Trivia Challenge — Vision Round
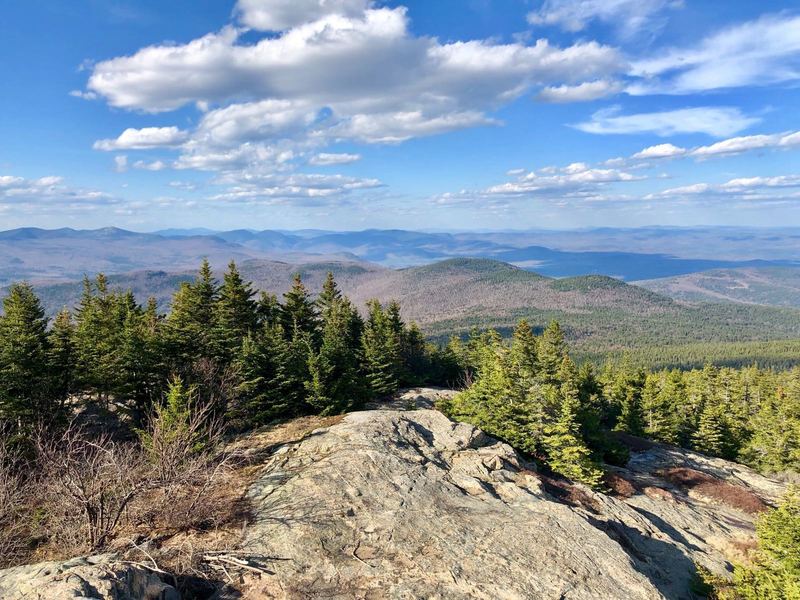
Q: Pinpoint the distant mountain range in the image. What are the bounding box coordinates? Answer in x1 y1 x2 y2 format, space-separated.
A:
2 226 799 285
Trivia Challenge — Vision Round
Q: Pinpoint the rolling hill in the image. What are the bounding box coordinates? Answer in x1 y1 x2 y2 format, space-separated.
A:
637 266 800 308
20 257 800 369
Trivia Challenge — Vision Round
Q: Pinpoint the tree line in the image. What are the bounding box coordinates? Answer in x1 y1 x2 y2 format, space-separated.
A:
0 260 458 448
441 321 800 486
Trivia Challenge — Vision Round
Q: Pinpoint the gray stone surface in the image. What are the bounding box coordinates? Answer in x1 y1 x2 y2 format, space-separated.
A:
239 403 783 599
0 555 178 600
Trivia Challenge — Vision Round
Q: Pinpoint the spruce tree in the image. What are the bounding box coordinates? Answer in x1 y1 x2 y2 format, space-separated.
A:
543 363 604 488
316 272 342 319
48 308 77 409
280 274 319 342
232 325 294 425
211 261 257 363
306 297 365 415
361 300 400 397
165 260 218 364
692 400 727 457
0 283 52 429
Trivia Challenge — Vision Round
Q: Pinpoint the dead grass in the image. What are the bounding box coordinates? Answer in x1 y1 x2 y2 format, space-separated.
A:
534 471 602 513
604 472 637 498
657 467 767 515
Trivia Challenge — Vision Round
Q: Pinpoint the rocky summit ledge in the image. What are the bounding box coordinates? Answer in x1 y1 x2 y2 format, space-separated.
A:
0 391 786 599
0 554 178 600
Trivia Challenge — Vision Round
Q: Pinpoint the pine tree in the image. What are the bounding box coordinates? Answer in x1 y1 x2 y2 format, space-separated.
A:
692 400 727 457
306 297 365 415
543 367 604 488
361 300 400 397
280 274 319 342
211 261 257 363
0 283 52 429
165 260 218 364
48 308 77 409
232 325 294 425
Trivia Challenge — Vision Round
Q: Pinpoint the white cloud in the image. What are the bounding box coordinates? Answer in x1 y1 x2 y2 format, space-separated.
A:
528 0 682 37
537 79 622 103
633 143 686 159
84 8 622 121
114 155 129 173
649 174 800 201
133 160 168 171
94 126 189 151
235 0 371 31
574 106 759 137
0 174 116 206
692 133 783 158
309 152 361 166
209 172 382 204
629 13 800 94
483 162 643 198
630 129 800 161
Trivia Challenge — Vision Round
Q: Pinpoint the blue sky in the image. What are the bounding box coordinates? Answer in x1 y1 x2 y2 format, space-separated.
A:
1 0 799 231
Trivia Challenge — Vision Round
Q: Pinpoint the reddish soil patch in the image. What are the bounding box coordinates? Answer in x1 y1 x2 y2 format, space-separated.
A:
657 467 767 515
604 472 636 498
534 472 603 513
642 486 676 503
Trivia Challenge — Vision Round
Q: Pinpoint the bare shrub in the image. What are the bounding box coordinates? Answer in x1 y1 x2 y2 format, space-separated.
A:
35 423 151 553
0 440 31 567
138 389 235 533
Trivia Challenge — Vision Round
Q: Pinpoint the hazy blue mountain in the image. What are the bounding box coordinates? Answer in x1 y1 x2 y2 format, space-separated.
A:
2 227 799 286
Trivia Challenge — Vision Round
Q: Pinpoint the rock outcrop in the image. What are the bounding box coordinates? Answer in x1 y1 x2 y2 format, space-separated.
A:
0 554 178 600
0 389 785 599
238 395 784 599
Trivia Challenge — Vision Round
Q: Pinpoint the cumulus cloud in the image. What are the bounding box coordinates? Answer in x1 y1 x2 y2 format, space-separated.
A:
94 126 189 151
309 152 361 166
537 79 622 103
458 162 644 203
235 0 371 31
629 13 800 94
528 0 682 37
648 174 800 201
209 172 382 204
84 9 623 118
0 174 116 206
574 106 759 137
632 130 800 161
633 143 686 159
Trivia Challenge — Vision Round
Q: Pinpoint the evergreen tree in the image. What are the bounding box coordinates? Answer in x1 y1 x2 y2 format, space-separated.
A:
165 260 218 364
0 283 52 429
48 308 77 408
232 325 295 425
543 361 604 488
211 261 257 363
306 297 365 415
316 272 342 319
361 300 400 397
692 400 727 457
726 487 800 599
280 274 319 342
537 321 568 384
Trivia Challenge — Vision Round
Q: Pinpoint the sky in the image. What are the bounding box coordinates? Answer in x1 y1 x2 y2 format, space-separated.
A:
1 0 799 231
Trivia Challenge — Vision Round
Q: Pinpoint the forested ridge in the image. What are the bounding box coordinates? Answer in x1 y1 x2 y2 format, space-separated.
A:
1 260 799 597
